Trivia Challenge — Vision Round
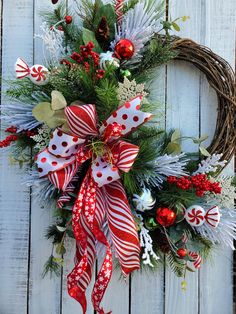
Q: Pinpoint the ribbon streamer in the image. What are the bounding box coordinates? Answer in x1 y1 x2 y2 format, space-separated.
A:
36 96 152 313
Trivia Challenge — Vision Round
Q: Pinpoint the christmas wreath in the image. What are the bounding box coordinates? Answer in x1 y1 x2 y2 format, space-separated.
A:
1 0 235 313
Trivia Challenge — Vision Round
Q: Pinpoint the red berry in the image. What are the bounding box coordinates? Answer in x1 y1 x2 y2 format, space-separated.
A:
57 25 64 31
64 15 73 24
52 0 59 4
177 248 187 258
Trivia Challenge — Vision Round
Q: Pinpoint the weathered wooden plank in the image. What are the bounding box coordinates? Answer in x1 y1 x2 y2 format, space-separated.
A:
0 1 33 313
130 66 166 314
165 1 203 313
27 1 63 313
199 1 235 313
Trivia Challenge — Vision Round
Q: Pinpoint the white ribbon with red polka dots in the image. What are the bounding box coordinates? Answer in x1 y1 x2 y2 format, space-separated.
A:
35 96 152 314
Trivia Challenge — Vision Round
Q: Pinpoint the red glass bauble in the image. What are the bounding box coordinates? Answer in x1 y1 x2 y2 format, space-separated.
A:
177 248 187 258
156 207 176 227
65 15 73 24
115 39 135 60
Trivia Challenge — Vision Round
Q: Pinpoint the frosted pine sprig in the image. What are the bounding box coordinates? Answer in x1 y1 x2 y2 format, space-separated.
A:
35 22 68 65
137 214 160 267
193 154 227 175
138 153 188 187
111 0 164 65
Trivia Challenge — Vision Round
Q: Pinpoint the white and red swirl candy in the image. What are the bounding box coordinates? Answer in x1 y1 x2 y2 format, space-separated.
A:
15 58 49 86
185 205 221 228
36 96 152 314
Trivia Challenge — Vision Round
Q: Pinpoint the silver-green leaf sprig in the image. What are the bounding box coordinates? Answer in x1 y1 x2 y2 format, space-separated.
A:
32 90 67 128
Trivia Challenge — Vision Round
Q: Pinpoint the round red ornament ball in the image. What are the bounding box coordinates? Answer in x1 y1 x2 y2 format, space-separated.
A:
177 248 187 258
115 39 134 60
156 207 176 227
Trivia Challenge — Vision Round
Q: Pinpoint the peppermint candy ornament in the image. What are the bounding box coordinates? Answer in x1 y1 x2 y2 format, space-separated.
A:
15 58 49 86
185 205 221 228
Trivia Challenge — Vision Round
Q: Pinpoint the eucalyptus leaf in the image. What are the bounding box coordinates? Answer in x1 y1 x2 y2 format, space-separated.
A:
171 129 181 143
198 134 209 143
55 242 66 255
46 110 66 128
32 102 54 122
51 90 67 110
172 22 180 31
199 146 211 157
182 16 190 22
166 142 182 154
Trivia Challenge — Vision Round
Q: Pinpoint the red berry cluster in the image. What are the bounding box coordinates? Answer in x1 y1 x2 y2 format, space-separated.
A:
24 130 37 138
167 174 222 197
70 42 105 79
0 135 18 148
0 126 18 148
96 69 105 79
5 126 17 133
60 59 71 67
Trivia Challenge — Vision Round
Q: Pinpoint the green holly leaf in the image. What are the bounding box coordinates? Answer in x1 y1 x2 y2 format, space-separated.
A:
82 28 102 53
32 102 54 122
51 90 67 110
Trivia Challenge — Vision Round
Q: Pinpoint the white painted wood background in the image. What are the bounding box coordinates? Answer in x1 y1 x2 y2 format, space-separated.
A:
0 0 235 313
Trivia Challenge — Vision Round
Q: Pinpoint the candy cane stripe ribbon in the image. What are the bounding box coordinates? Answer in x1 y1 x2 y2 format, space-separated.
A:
36 96 152 313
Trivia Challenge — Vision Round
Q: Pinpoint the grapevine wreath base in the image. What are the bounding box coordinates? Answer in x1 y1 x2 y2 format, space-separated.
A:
1 0 236 313
170 37 236 161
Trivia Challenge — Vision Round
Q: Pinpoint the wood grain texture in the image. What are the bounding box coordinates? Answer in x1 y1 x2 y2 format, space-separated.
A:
0 1 235 314
0 1 33 313
28 1 62 313
165 2 202 312
199 1 235 313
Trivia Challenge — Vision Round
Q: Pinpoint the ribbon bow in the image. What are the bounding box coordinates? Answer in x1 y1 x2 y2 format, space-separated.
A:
36 96 152 313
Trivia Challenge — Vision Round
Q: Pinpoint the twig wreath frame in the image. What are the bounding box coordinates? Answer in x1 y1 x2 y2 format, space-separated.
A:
171 37 236 162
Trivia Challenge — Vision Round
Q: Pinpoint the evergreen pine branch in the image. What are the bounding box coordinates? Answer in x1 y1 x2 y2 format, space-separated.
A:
42 254 62 278
95 78 119 120
45 224 64 244
41 3 81 44
134 37 178 80
167 251 186 277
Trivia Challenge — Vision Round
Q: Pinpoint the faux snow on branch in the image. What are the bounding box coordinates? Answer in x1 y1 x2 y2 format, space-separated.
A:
1 103 41 131
193 154 226 175
138 153 188 187
23 168 56 204
195 176 236 249
111 0 164 65
35 22 68 65
137 214 159 267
